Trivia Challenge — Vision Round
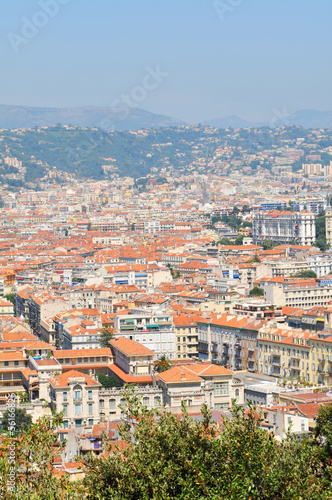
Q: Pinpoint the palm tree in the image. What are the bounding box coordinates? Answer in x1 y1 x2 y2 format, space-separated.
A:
154 355 171 373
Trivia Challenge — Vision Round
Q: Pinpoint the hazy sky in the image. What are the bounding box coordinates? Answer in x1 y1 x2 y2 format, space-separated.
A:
1 0 332 123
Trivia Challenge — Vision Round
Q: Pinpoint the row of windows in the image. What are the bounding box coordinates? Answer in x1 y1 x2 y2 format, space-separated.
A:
214 382 229 396
99 396 162 408
3 361 20 367
58 356 108 364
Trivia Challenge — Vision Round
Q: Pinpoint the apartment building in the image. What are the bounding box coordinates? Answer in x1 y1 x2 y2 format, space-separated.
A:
101 264 172 289
0 350 27 402
62 320 102 350
252 211 316 246
257 328 311 380
156 362 241 412
257 325 332 385
114 308 176 360
173 313 199 360
197 315 263 372
308 332 332 385
50 370 101 429
53 348 113 376
108 337 154 385
27 293 69 337
258 277 332 308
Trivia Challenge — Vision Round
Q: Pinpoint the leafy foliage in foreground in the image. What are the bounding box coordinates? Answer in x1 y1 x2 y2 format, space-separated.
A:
1 391 332 499
0 414 82 500
83 388 332 500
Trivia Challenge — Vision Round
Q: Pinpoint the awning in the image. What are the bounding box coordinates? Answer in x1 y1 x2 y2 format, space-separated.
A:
146 324 158 328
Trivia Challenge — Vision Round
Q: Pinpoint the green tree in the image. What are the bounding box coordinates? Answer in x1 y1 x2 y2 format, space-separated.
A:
154 355 171 373
3 293 15 305
248 253 261 263
1 408 31 433
249 286 264 297
262 239 275 250
18 391 29 404
0 414 81 499
217 237 232 246
97 374 121 388
82 389 330 500
292 270 317 278
234 234 244 245
315 402 332 462
99 327 114 348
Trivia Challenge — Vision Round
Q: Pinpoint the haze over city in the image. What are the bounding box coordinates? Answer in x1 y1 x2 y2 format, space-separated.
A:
1 0 332 123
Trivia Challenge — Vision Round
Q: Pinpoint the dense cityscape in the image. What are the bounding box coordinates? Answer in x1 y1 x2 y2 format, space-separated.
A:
0 122 332 497
2 1 332 498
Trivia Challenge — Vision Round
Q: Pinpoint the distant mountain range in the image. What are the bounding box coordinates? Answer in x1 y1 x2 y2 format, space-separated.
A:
204 109 332 129
0 105 186 131
2 105 332 130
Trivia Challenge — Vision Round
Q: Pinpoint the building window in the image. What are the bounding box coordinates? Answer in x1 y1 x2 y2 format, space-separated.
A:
63 420 68 429
96 357 100 361
102 357 107 361
143 397 149 406
88 403 93 414
109 399 116 408
235 389 240 398
84 357 88 362
100 400 104 409
75 403 81 415
4 361 9 366
65 358 69 364
63 405 68 416
154 396 161 405
88 390 93 400
14 361 19 366
78 358 82 363
74 390 81 401
215 403 229 410
214 382 229 395
88 419 93 425
63 392 68 402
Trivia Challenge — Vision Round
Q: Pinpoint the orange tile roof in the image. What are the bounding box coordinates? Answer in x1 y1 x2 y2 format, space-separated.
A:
110 337 153 356
108 363 153 383
53 348 112 357
50 369 101 387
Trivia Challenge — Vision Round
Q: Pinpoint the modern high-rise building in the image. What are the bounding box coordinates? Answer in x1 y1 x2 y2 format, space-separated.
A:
252 211 316 246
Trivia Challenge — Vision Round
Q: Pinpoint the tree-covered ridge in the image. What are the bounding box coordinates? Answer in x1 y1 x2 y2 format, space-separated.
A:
1 124 332 183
